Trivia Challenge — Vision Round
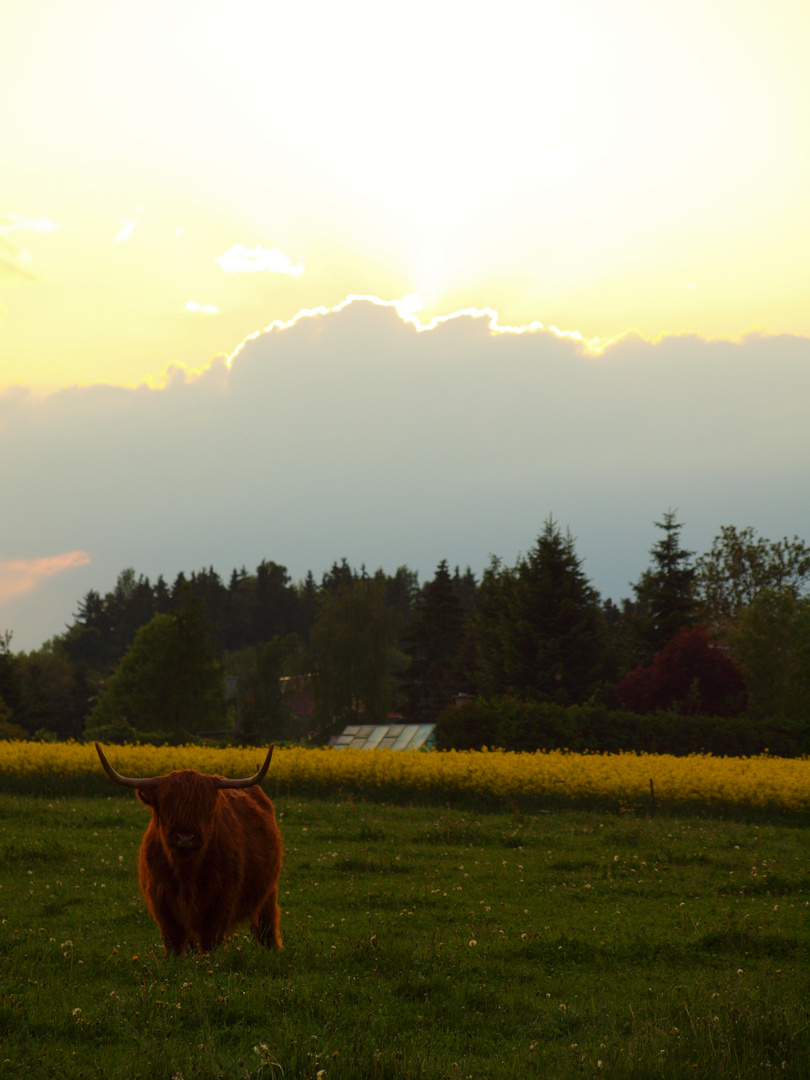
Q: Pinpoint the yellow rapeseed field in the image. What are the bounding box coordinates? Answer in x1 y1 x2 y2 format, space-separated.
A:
1 740 809 811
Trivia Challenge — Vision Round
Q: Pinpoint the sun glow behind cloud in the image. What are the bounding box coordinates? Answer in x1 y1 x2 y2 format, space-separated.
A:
22 0 792 270
2 0 810 389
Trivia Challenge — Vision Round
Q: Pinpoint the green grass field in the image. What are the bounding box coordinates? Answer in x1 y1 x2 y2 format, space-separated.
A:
2 792 809 1079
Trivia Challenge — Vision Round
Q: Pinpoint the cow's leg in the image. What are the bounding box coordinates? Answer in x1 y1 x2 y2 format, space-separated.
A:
162 931 189 957
196 927 228 954
253 887 282 950
146 895 189 956
193 898 235 954
156 913 189 956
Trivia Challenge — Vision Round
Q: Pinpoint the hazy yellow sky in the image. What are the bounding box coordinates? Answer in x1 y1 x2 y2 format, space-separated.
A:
2 0 810 390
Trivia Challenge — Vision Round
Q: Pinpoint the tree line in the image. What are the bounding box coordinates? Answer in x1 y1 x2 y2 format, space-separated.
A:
1 514 809 751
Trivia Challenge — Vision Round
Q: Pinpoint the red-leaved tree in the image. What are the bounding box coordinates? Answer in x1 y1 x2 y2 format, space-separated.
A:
616 627 746 716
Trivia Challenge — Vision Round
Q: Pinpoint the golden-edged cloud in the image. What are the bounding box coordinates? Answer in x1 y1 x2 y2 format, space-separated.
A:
4 0 810 395
223 294 598 371
214 244 304 276
0 552 91 604
2 296 810 649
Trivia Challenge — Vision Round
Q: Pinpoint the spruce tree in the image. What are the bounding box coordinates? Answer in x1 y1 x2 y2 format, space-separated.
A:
309 577 395 738
296 570 320 643
399 560 467 722
475 519 605 704
631 511 696 662
254 560 298 642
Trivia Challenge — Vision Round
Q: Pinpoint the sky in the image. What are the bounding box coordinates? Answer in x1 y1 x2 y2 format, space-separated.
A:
2 0 810 650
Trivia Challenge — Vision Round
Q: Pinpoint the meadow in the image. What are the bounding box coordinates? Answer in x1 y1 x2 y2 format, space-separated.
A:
2 776 810 1079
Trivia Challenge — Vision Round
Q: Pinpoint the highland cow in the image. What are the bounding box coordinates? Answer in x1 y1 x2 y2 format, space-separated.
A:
95 743 283 956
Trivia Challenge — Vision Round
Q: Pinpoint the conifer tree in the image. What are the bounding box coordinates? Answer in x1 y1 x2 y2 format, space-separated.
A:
630 511 696 663
309 577 395 738
399 560 467 722
254 560 298 642
296 570 320 642
475 520 605 704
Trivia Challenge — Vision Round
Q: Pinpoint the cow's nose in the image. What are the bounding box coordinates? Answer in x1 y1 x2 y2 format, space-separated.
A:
175 832 196 848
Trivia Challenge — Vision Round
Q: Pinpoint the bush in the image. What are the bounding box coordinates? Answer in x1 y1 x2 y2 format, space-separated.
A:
84 718 202 746
434 697 810 757
0 717 29 741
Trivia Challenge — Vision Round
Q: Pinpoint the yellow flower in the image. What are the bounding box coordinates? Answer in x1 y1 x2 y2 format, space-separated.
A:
3 740 810 812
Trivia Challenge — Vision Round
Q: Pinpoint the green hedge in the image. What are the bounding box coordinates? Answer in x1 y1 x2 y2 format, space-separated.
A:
434 698 810 757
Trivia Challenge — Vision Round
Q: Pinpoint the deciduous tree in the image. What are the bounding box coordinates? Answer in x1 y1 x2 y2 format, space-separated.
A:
696 525 810 626
18 640 94 739
227 636 300 743
726 590 810 723
616 626 746 717
85 605 226 741
0 631 23 726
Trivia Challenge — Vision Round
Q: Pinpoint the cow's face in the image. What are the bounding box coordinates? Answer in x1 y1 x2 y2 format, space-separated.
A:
137 771 220 857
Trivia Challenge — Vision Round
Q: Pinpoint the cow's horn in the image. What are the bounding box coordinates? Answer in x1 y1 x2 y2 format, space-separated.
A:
95 743 161 788
217 746 274 789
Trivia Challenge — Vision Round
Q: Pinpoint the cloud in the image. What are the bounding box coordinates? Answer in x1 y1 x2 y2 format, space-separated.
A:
114 218 138 243
214 244 305 276
1 296 809 650
183 300 220 315
0 552 92 605
0 250 34 280
0 215 59 237
0 215 59 276
0 237 31 266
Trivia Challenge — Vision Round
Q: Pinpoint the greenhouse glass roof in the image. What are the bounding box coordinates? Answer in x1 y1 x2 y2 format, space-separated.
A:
331 723 435 750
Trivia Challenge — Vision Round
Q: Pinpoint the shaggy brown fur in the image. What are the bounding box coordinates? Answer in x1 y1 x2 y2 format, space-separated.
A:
135 769 283 956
